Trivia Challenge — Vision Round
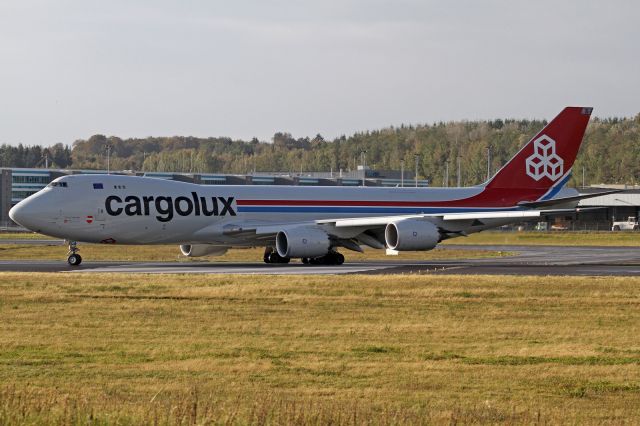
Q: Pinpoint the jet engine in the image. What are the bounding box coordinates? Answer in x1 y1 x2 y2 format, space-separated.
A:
180 244 228 257
276 226 330 258
384 219 440 251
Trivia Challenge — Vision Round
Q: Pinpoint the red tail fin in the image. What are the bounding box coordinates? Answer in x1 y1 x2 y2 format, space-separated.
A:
485 107 592 190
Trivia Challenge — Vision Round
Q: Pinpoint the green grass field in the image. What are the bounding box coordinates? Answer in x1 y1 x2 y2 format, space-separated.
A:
1 273 640 424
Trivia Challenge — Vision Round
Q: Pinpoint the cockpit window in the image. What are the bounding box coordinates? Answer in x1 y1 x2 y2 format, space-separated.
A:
47 182 68 188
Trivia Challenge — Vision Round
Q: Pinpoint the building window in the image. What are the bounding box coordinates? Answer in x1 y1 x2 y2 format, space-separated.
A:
12 190 39 199
13 175 50 184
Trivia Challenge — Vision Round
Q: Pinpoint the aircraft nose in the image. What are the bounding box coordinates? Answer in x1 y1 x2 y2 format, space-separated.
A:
9 198 44 231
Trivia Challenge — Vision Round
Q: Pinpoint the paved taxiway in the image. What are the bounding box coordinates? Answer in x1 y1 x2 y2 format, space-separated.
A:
0 243 637 276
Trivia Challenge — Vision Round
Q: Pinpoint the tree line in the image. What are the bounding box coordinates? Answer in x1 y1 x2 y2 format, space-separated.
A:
1 114 639 187
0 143 72 169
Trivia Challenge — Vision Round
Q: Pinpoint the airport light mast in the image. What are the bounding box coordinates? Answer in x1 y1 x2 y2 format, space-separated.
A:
105 144 112 174
361 150 367 187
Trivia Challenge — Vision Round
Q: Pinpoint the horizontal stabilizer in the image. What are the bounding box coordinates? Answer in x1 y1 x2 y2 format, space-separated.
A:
518 190 623 209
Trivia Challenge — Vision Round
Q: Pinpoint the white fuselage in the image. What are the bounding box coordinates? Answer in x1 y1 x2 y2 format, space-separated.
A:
11 174 519 246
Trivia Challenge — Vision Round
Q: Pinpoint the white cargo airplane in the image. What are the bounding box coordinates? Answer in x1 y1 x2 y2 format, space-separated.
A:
10 107 613 266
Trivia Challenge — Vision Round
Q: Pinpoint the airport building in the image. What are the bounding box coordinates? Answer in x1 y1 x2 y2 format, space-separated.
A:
0 167 429 227
575 186 640 231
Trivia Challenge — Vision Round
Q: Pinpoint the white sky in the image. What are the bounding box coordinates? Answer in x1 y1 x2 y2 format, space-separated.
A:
0 0 638 146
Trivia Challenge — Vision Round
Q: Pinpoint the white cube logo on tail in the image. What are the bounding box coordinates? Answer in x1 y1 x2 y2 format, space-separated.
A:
525 135 564 181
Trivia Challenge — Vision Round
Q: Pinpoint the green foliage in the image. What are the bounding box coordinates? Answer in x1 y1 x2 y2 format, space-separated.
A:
0 143 71 169
1 114 639 186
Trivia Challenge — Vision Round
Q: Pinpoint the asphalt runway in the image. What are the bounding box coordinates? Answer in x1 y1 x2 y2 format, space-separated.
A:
0 242 638 276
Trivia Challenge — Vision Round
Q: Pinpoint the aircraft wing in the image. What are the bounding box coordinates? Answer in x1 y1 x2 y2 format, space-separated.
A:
213 205 605 254
243 206 598 236
316 207 589 228
314 189 617 230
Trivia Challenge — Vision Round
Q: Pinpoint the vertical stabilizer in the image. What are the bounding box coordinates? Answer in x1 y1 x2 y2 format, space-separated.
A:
485 107 592 192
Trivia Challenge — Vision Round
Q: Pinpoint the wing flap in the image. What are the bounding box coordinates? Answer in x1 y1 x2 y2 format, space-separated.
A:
317 214 424 228
441 211 544 220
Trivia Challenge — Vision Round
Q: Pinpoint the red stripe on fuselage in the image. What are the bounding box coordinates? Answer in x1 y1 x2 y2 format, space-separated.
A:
236 188 547 208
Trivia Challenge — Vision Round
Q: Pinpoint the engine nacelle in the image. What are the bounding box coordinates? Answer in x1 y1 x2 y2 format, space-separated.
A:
180 244 228 257
385 219 440 251
276 226 330 258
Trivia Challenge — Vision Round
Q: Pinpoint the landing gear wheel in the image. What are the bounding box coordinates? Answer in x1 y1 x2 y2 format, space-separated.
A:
325 251 344 265
263 247 290 264
302 257 310 264
308 251 345 266
269 253 290 264
66 240 81 266
263 247 274 263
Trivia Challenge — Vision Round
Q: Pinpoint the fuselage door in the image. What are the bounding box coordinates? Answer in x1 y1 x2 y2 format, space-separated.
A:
95 206 106 222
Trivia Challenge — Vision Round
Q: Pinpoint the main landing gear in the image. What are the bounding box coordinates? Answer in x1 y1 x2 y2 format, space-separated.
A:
66 240 82 266
302 251 345 266
263 247 345 265
263 247 290 264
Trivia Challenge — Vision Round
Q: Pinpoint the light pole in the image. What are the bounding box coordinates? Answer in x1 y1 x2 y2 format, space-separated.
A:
360 150 367 187
414 154 419 188
400 159 405 187
486 146 491 181
105 144 112 174
457 155 461 187
444 161 449 187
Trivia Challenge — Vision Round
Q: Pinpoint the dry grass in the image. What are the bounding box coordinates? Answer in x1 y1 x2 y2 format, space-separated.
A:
1 273 640 424
0 244 509 262
0 232 57 240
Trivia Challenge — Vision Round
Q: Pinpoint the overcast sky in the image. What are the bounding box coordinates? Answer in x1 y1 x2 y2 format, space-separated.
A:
0 0 638 146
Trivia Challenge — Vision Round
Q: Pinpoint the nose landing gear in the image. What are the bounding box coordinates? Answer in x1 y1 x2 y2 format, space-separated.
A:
66 240 82 266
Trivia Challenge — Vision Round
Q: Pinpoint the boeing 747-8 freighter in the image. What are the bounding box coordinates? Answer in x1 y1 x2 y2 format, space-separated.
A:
9 107 613 266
